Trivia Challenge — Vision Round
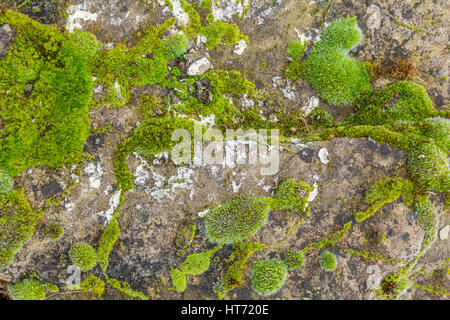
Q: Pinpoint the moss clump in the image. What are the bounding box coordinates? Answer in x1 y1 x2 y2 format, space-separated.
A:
352 81 435 125
319 251 337 272
68 242 97 272
105 276 149 300
79 275 105 299
407 143 449 193
8 277 45 300
170 267 187 292
420 118 450 153
180 252 211 275
286 40 307 61
0 168 13 196
273 178 312 214
354 177 414 222
40 221 64 241
0 189 44 270
45 282 60 293
0 11 92 176
283 250 305 271
377 270 410 299
159 32 188 59
250 259 287 296
97 217 120 271
204 195 271 244
302 17 372 105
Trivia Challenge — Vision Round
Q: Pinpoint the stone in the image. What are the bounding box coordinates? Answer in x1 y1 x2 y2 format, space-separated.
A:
439 225 449 240
187 57 211 76
366 4 382 30
0 24 15 60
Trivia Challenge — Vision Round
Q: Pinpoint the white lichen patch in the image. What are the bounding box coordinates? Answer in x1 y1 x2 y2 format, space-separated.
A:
301 96 319 116
66 5 98 33
83 162 104 189
187 57 211 76
169 0 190 25
366 4 382 30
233 39 248 55
198 208 209 218
96 189 122 225
308 175 320 202
212 0 249 22
318 148 329 165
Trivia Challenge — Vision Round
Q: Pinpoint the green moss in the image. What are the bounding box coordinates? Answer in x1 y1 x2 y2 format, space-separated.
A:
283 250 305 271
250 259 287 296
105 276 149 300
170 267 187 292
352 81 435 125
180 246 220 275
376 268 410 299
175 223 197 256
45 282 60 293
0 11 92 176
339 247 403 264
392 17 424 33
419 118 450 153
302 17 372 105
407 143 449 193
354 177 414 223
414 199 438 252
8 277 45 300
286 40 307 61
0 189 44 270
302 221 352 253
216 241 266 300
159 32 188 59
0 168 13 196
68 242 97 272
97 217 120 271
273 178 312 215
319 251 337 272
40 221 64 241
204 195 272 244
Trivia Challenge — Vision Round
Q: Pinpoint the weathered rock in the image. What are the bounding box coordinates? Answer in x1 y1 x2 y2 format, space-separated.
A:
187 57 211 76
0 24 15 60
194 78 213 105
439 225 449 241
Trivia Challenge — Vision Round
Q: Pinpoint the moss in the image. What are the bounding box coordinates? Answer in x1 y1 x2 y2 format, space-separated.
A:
302 17 372 105
0 189 44 270
377 268 410 299
78 275 105 299
170 267 187 292
419 118 450 153
319 251 337 272
286 40 307 61
175 223 197 256
0 11 92 177
354 177 414 223
216 242 265 300
392 17 424 33
283 250 305 271
105 276 149 300
351 81 435 125
180 246 220 275
40 221 64 241
413 283 449 297
0 168 13 196
250 259 287 296
97 217 120 271
339 247 403 264
159 32 188 59
68 242 97 272
407 143 449 193
204 195 272 244
45 282 60 293
414 199 438 253
273 178 312 215
302 221 352 253
8 277 45 300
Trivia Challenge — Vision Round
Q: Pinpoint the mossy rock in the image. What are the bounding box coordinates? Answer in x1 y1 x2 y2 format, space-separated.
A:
204 195 271 244
319 251 337 272
8 277 45 300
68 242 97 272
273 178 312 214
250 259 287 296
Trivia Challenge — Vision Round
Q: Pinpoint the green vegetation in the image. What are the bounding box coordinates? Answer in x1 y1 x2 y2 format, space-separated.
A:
250 259 287 296
77 275 105 299
319 251 337 272
0 189 44 269
105 276 149 300
8 277 46 300
170 267 187 292
420 117 450 153
97 217 120 271
45 282 60 293
354 177 414 222
0 168 13 196
286 40 307 61
159 32 188 59
273 178 312 214
283 250 305 271
216 242 266 300
0 11 93 177
302 17 372 105
68 242 97 272
204 195 272 244
180 252 212 275
40 221 64 241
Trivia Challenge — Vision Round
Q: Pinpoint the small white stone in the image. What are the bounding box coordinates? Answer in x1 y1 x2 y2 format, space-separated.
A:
439 225 449 240
366 4 381 30
233 39 248 55
198 208 209 218
187 57 211 76
318 148 329 164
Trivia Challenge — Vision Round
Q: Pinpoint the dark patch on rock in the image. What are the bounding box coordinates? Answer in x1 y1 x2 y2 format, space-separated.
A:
41 181 63 197
379 144 391 158
194 78 213 105
428 88 445 107
402 233 410 241
298 148 314 163
84 134 106 154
